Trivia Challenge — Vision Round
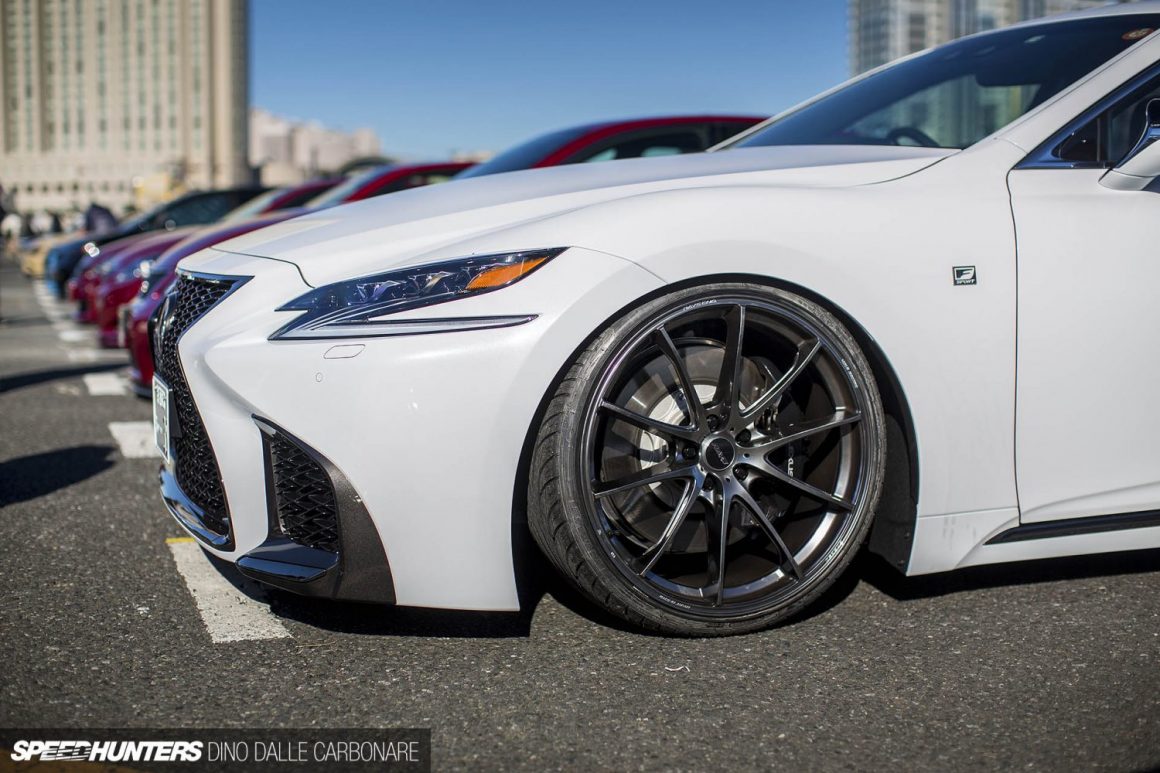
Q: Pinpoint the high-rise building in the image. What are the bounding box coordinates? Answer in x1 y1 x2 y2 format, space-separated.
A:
850 0 1135 75
0 0 250 215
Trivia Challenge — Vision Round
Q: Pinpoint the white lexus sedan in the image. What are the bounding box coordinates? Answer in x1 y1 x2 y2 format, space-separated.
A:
155 4 1160 635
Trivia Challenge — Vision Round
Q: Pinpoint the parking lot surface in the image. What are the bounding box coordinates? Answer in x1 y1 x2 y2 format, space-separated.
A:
2 258 1158 771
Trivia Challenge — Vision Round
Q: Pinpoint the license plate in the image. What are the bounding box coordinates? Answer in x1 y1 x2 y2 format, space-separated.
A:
153 376 171 463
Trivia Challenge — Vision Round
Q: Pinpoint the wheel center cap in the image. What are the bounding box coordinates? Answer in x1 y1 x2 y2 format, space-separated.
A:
703 436 736 472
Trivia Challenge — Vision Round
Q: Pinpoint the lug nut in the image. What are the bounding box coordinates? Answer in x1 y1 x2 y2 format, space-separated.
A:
737 430 751 444
707 415 720 431
735 466 747 480
685 445 699 459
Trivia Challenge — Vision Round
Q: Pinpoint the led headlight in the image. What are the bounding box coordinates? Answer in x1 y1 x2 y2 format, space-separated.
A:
271 247 566 341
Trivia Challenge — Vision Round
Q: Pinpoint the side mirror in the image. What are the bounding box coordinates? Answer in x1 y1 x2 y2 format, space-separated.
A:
1101 98 1160 191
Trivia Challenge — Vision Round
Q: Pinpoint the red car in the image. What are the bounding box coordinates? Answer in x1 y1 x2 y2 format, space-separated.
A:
454 115 765 180
72 229 195 322
121 210 300 382
303 161 473 207
68 229 185 308
122 162 473 393
69 179 338 320
89 229 203 347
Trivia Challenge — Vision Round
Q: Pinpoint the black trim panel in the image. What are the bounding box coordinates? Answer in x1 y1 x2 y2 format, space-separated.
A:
240 417 396 604
987 509 1160 544
1017 61 1160 170
160 466 233 550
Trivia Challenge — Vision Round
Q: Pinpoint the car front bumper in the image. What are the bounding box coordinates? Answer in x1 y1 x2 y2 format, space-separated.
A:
158 246 661 611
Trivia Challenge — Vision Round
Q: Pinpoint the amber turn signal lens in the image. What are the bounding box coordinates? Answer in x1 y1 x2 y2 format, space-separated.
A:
465 257 547 291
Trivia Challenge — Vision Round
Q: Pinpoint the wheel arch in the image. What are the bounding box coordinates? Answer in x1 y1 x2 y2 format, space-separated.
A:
510 271 919 604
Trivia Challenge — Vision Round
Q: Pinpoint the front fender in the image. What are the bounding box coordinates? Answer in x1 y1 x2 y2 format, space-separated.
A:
455 157 1021 556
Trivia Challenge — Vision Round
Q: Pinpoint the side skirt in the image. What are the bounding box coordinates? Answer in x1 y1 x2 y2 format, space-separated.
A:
907 507 1160 575
986 509 1160 544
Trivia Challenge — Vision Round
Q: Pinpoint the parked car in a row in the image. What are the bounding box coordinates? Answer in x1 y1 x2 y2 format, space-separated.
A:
110 161 473 386
45 186 270 297
109 116 762 392
454 115 764 179
68 178 341 324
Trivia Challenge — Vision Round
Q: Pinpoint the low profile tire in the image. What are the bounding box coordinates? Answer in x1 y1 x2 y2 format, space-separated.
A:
528 282 887 636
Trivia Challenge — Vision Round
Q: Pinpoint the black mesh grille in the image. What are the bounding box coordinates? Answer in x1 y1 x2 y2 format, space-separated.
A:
156 274 239 536
267 432 340 553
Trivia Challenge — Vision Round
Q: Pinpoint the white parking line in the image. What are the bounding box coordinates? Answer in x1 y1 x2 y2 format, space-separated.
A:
166 537 292 643
84 372 127 396
57 328 91 343
68 348 125 363
108 421 156 458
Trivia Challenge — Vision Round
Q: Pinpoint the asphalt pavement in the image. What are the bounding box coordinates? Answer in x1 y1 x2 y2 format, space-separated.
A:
1 255 1158 772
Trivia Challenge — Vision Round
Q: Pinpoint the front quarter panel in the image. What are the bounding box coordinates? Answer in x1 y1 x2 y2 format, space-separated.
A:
451 146 1025 574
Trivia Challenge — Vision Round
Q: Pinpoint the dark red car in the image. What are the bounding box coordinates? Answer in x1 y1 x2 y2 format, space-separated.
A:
121 210 301 385
89 229 202 348
71 229 195 322
454 115 765 180
122 162 473 393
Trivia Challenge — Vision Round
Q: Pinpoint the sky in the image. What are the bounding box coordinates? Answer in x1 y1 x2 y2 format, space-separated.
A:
250 0 850 160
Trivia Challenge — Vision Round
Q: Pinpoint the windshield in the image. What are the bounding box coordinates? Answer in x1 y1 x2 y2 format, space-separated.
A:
455 125 593 179
305 166 395 209
222 188 283 222
731 14 1160 151
117 200 168 234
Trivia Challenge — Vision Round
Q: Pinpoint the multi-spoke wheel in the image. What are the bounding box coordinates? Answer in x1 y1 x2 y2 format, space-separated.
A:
529 283 886 635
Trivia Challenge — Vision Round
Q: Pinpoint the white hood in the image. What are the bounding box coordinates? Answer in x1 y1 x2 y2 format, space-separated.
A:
205 145 952 286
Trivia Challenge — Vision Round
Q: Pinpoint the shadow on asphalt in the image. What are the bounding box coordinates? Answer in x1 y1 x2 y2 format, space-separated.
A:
201 532 1160 640
0 362 124 393
0 445 117 507
858 547 1160 601
0 314 51 328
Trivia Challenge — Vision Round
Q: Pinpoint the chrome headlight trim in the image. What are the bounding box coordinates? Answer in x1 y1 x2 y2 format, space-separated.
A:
270 247 565 341
274 314 538 340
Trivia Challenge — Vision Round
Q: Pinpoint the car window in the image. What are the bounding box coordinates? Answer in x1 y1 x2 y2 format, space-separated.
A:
569 130 706 164
366 172 457 198
1053 72 1160 166
158 194 233 227
846 74 1036 148
728 14 1160 151
455 126 594 179
306 166 394 207
713 120 761 145
222 184 330 221
221 188 283 222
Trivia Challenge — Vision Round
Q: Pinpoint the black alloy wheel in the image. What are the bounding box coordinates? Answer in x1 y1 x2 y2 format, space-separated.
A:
529 283 887 636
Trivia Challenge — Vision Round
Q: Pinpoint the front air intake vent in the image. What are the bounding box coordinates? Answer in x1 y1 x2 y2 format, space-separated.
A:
265 430 340 553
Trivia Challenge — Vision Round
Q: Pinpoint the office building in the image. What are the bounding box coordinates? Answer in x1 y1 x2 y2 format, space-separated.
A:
0 0 250 214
